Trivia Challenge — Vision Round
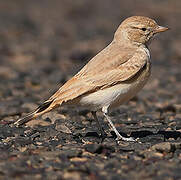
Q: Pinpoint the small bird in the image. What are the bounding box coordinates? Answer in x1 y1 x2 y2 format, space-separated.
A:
14 16 168 141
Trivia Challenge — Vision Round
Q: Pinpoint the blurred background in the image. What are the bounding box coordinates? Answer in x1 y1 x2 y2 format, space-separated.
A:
0 0 180 116
0 1 181 179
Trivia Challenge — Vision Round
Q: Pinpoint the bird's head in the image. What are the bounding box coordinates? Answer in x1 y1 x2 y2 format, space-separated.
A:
114 16 169 45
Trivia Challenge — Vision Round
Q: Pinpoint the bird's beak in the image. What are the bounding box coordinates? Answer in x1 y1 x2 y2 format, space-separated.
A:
154 26 169 34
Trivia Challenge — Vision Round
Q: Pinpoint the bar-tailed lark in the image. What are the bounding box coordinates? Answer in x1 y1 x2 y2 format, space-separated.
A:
14 16 168 141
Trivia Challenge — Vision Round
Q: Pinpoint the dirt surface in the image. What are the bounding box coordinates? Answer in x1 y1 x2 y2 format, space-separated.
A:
0 0 181 179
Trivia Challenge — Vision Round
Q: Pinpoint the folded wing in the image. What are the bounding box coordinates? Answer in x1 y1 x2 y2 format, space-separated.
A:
49 45 148 104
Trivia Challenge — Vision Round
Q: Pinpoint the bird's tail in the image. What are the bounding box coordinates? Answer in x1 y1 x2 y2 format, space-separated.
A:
14 100 58 127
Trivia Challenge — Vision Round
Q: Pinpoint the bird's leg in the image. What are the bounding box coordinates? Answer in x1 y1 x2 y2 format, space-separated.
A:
102 107 135 142
91 111 107 138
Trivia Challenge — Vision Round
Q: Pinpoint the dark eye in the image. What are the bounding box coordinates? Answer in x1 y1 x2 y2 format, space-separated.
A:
141 28 147 31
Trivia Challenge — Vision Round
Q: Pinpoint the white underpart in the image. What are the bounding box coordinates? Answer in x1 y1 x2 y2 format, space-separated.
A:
143 46 151 59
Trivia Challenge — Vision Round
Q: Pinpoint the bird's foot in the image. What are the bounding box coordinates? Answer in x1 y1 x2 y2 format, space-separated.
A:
116 135 138 142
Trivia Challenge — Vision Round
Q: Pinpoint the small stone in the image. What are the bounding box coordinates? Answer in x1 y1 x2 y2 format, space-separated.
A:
55 123 72 134
151 142 175 153
42 111 65 124
84 143 102 154
26 119 51 127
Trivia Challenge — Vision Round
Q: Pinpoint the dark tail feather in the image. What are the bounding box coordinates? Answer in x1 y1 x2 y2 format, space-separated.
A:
36 101 53 113
14 100 54 127
14 111 37 126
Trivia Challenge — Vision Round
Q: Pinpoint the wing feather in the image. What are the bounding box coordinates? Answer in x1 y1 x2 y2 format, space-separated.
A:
49 44 148 104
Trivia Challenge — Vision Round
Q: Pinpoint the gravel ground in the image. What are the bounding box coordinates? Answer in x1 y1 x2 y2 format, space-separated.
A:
0 0 181 179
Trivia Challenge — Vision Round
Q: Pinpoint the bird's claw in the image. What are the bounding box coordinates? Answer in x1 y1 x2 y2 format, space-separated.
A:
116 136 138 142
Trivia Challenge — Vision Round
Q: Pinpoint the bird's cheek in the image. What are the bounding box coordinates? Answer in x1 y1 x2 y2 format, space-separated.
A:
146 33 155 44
147 32 154 40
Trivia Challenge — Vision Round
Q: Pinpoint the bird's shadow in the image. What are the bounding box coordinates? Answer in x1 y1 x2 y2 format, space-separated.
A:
112 130 181 141
85 130 181 141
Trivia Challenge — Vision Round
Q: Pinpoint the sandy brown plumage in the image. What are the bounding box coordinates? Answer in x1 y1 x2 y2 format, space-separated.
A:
14 16 168 141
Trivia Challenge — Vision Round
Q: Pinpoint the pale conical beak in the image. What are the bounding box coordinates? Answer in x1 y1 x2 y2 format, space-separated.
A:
154 26 169 33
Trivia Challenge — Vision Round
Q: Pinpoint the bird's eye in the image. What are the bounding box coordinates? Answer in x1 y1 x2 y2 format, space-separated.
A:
141 28 147 31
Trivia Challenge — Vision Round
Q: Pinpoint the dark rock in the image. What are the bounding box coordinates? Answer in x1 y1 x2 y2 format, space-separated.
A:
84 131 99 138
84 144 114 155
84 144 102 153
